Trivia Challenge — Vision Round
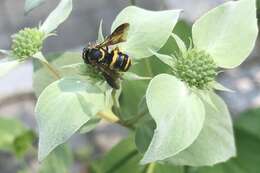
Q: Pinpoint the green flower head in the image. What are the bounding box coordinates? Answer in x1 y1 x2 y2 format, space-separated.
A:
11 28 45 60
174 48 217 89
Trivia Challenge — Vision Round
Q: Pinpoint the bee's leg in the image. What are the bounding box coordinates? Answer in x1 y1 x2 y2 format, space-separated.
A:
102 72 119 89
114 47 120 51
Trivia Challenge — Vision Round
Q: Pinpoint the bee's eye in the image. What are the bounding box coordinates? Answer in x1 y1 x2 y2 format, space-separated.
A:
93 50 101 57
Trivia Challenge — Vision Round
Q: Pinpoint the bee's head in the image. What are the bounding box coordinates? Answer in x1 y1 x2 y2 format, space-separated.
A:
82 47 103 64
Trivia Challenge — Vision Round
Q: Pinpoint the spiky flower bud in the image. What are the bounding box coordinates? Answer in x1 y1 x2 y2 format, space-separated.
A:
11 28 45 60
174 48 217 89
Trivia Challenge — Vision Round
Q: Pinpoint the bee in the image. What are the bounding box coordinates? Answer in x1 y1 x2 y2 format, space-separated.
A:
82 23 131 89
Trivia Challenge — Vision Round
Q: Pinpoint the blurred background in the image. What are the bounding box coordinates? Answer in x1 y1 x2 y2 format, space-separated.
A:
0 0 259 172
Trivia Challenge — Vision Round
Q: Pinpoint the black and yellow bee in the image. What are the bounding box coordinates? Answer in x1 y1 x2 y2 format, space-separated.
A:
82 23 132 89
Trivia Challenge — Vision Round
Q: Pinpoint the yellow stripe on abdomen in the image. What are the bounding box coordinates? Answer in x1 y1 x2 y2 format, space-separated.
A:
124 57 131 71
110 50 118 69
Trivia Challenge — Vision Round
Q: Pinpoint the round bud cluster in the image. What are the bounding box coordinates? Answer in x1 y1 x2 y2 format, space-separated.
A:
11 28 45 60
174 48 217 89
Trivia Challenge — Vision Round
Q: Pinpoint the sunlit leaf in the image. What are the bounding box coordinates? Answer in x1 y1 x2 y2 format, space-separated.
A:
40 0 73 34
112 6 181 60
142 74 205 164
168 93 236 166
196 108 260 173
35 77 106 161
24 0 45 14
193 0 258 68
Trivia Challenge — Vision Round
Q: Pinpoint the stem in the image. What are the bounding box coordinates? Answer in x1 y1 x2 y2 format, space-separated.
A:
34 52 61 79
146 163 156 173
97 111 119 123
112 89 121 117
40 60 61 79
130 0 136 5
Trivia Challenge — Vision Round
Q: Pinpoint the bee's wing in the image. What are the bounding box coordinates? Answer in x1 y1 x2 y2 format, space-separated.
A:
97 23 130 48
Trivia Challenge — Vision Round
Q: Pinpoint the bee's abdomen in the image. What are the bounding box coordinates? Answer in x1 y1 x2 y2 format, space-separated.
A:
108 50 131 72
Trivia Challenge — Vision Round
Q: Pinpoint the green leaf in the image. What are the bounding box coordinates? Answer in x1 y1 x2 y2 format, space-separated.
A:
195 129 260 173
142 74 205 164
98 19 105 43
13 130 35 157
135 119 155 154
33 52 82 97
40 0 73 34
123 72 151 81
39 144 73 173
90 137 145 173
24 0 45 14
0 117 33 156
168 92 236 166
192 0 258 68
79 117 101 134
0 59 20 77
235 108 260 139
112 6 181 60
35 77 106 161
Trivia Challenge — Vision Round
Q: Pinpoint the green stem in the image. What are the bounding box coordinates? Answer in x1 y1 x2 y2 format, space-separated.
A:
146 163 156 173
34 52 61 79
130 0 136 5
112 89 121 116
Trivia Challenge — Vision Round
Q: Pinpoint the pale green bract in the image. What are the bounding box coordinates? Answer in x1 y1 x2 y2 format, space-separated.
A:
141 74 205 164
112 6 181 60
24 0 45 14
192 0 258 68
171 33 187 53
40 0 73 34
123 72 151 81
0 59 20 77
150 50 175 68
35 77 106 161
97 19 105 43
167 92 236 166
